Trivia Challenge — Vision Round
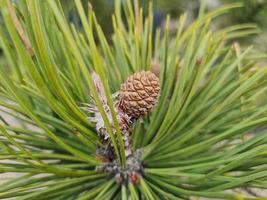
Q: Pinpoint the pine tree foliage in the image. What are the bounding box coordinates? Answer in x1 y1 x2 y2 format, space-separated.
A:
0 0 267 199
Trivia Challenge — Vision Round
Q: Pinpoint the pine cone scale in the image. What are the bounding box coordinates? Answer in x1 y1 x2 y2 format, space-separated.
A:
119 71 160 119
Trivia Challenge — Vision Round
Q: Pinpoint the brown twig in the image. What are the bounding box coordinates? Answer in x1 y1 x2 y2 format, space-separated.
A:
6 0 34 56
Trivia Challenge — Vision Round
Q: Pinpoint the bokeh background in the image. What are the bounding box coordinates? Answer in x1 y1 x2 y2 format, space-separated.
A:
61 0 267 48
2 0 267 50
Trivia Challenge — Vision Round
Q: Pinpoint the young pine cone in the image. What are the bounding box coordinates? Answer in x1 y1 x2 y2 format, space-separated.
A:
119 71 160 119
86 71 160 157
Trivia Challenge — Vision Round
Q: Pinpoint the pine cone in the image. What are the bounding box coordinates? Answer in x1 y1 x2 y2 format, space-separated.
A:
119 71 160 119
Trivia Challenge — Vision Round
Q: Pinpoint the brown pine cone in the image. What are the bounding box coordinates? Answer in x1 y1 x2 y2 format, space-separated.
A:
119 71 160 119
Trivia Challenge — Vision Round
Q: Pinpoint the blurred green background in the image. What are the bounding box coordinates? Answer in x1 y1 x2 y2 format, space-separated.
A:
69 0 267 37
60 0 267 35
1 0 267 58
2 0 267 44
